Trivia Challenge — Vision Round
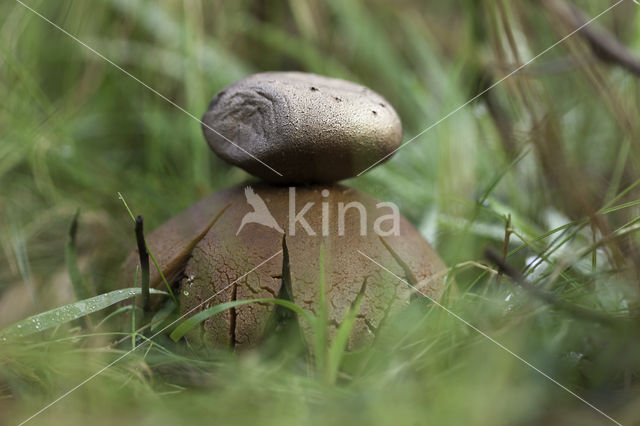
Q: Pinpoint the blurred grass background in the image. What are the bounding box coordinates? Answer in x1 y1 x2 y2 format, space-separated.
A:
1 0 640 424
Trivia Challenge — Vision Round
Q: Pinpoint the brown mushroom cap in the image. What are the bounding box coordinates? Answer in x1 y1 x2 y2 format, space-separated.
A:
123 184 447 350
201 72 403 184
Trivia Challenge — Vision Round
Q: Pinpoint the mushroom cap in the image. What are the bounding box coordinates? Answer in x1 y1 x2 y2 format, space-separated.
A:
201 72 403 184
122 184 447 350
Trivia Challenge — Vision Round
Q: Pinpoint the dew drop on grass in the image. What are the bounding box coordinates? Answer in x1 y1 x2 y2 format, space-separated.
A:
2 288 168 339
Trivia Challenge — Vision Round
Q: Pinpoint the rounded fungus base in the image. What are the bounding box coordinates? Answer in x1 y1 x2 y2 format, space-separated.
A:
124 184 447 351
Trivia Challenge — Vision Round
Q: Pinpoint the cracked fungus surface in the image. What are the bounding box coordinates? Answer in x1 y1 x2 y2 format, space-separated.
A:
172 183 446 351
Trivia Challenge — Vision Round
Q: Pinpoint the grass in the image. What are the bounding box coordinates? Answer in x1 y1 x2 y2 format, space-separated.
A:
1 0 640 424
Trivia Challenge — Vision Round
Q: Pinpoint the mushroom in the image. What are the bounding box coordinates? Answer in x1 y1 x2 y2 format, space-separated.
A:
201 72 403 184
121 72 447 350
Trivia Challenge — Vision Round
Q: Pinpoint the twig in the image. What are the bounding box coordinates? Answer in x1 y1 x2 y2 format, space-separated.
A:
544 0 640 76
484 246 619 327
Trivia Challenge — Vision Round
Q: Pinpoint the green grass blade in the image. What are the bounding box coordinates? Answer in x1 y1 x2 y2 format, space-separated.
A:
150 299 177 333
95 305 137 329
0 288 167 339
600 175 640 211
169 298 314 342
326 283 366 384
598 199 640 215
131 266 139 349
314 244 328 378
